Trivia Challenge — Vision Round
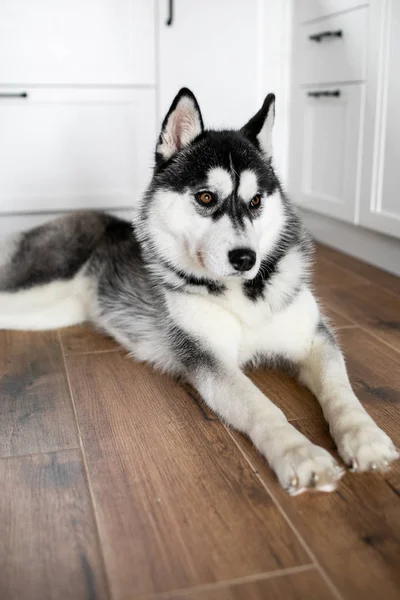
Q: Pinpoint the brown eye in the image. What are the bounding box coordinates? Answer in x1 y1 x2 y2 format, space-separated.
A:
249 194 262 209
197 191 215 206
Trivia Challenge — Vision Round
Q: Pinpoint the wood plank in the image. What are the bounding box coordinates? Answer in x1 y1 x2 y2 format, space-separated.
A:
231 327 400 600
313 256 370 289
316 244 400 296
65 352 310 598
0 449 109 600
60 324 119 354
0 330 79 457
163 569 334 600
317 301 357 329
321 284 400 351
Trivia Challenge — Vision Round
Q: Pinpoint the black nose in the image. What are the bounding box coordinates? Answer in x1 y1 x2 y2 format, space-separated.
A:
228 248 256 272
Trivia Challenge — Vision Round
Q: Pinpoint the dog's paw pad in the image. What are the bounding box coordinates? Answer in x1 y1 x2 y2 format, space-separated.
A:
276 444 344 496
338 425 399 472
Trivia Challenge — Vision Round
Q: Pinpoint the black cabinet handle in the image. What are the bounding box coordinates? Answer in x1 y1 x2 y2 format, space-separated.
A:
166 0 173 26
309 30 342 42
307 90 341 98
0 92 28 98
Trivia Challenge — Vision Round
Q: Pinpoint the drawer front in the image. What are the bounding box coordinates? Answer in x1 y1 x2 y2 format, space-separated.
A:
299 8 368 84
288 84 364 223
297 1 368 24
0 0 155 85
0 88 156 214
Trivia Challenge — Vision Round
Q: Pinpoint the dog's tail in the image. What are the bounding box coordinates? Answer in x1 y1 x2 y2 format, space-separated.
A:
0 212 109 330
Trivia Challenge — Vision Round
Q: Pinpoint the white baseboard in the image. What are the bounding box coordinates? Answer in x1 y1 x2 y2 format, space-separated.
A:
300 209 400 277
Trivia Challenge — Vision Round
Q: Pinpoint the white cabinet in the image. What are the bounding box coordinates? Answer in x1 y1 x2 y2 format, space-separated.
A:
289 84 364 222
359 0 400 238
158 0 291 177
0 0 155 85
0 88 156 213
298 8 368 85
158 0 261 128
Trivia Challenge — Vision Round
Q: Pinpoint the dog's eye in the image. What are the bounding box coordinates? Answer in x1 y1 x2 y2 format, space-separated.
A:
196 191 215 206
249 194 262 209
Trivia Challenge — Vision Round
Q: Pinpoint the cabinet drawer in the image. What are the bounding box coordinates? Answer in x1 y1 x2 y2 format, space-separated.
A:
299 8 368 84
0 88 156 213
288 84 364 223
297 1 368 24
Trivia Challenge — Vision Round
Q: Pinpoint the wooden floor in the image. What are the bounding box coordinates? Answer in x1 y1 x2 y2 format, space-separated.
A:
1 244 400 600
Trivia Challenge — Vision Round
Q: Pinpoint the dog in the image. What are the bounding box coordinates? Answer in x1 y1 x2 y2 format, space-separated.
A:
1 88 398 495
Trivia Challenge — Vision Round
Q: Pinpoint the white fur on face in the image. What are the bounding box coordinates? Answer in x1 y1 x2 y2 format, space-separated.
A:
206 167 233 197
238 170 258 201
147 182 286 282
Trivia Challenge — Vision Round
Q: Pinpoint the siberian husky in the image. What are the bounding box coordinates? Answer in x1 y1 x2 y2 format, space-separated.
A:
1 88 398 495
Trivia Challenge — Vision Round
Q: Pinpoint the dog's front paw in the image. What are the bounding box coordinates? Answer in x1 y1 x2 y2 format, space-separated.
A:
336 422 399 472
275 443 344 496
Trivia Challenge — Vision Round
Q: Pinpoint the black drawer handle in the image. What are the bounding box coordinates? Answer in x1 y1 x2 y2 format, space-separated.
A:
0 92 28 98
307 90 341 98
309 30 342 42
166 0 173 25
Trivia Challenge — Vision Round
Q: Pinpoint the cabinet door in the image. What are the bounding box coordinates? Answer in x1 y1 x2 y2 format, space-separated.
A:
287 84 364 222
359 0 400 239
0 0 155 85
0 89 156 214
158 0 291 178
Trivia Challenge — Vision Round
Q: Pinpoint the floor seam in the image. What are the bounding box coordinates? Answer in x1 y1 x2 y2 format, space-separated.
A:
224 427 345 600
137 564 317 599
58 330 115 600
64 347 121 356
356 325 400 356
0 446 80 462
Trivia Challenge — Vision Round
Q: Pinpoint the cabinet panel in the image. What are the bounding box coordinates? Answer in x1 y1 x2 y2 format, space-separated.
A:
0 0 155 85
0 89 156 213
299 8 368 85
158 0 261 129
288 84 364 222
359 0 400 239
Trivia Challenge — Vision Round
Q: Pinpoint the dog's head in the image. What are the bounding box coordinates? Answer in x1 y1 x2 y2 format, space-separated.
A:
139 88 285 282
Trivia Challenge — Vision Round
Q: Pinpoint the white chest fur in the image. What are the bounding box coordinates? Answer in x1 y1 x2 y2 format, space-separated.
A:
166 282 320 368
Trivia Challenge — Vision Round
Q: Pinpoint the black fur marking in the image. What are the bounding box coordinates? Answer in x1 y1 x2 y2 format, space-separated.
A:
245 352 298 376
168 324 216 371
159 259 226 295
316 319 336 345
241 93 275 147
243 198 310 302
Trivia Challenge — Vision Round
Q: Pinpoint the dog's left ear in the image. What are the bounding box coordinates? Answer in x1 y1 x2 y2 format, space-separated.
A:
241 93 275 157
156 87 204 162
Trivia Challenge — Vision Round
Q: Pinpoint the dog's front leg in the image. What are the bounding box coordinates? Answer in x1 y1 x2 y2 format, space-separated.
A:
299 324 399 472
189 366 343 495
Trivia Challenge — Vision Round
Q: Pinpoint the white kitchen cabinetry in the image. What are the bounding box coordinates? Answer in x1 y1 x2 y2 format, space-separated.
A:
359 0 400 239
289 84 364 222
289 0 400 243
0 88 156 214
158 0 262 129
0 0 290 219
0 0 156 215
158 0 291 177
288 3 367 223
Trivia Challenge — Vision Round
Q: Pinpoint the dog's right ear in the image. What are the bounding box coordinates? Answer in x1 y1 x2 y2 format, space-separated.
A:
156 88 204 163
